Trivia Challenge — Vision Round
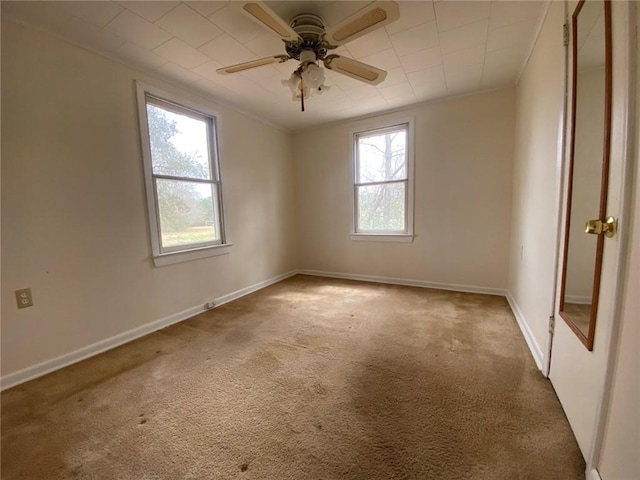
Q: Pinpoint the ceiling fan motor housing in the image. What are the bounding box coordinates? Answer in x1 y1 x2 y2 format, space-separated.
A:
285 13 329 61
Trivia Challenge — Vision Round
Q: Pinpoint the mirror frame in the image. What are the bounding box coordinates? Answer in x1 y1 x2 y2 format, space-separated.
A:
559 0 612 350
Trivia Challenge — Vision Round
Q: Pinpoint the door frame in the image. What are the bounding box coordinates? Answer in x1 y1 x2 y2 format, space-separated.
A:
546 0 571 378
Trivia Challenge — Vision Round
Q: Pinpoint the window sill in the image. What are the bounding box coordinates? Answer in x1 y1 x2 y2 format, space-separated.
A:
350 234 414 243
153 243 233 267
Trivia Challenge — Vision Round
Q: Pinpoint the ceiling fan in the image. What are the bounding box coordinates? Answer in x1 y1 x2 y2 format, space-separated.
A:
216 1 400 111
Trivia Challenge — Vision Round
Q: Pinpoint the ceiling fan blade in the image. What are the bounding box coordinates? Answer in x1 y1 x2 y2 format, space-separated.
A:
217 56 289 75
324 1 400 46
241 1 300 42
324 55 387 85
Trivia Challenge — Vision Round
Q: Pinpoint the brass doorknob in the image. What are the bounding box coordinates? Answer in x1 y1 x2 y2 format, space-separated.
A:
585 216 617 237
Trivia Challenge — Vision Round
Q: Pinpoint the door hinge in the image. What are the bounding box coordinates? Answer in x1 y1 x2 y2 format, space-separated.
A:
548 315 556 335
563 23 569 46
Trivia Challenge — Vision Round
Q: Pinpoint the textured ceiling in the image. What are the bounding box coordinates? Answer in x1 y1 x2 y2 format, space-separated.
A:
2 1 546 130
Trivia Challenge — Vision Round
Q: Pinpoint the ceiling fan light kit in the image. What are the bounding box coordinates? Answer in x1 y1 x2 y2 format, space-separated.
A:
216 1 400 112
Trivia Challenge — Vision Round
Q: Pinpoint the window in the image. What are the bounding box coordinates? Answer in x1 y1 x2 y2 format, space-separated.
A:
136 83 230 266
352 121 414 242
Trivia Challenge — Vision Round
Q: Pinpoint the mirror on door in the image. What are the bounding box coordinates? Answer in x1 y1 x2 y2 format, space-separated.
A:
559 0 612 350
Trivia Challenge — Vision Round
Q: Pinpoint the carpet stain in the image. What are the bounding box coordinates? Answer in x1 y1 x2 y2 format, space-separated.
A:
313 383 328 395
0 275 585 479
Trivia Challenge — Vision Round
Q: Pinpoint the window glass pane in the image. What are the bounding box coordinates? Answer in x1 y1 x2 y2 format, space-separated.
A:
156 178 220 249
357 182 405 232
146 103 211 180
357 128 407 183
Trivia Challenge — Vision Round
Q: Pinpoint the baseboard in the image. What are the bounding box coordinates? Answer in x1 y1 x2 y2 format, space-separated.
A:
505 292 545 372
0 270 297 391
564 294 592 304
297 269 508 296
587 468 602 480
214 270 297 306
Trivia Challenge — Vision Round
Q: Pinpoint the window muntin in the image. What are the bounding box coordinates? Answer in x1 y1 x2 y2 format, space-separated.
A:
142 94 225 254
354 124 409 234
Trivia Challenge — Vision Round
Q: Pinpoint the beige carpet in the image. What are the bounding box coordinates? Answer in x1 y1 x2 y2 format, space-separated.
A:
1 275 584 479
562 303 591 334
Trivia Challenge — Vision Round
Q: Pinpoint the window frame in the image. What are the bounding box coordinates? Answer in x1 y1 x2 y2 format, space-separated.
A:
350 117 415 242
136 82 232 267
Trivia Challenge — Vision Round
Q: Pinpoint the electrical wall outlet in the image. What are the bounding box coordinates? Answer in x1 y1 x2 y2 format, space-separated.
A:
15 288 34 309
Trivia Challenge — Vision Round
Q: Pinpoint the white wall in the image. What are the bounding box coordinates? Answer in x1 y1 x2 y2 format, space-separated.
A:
508 1 565 364
293 89 515 291
1 20 297 377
